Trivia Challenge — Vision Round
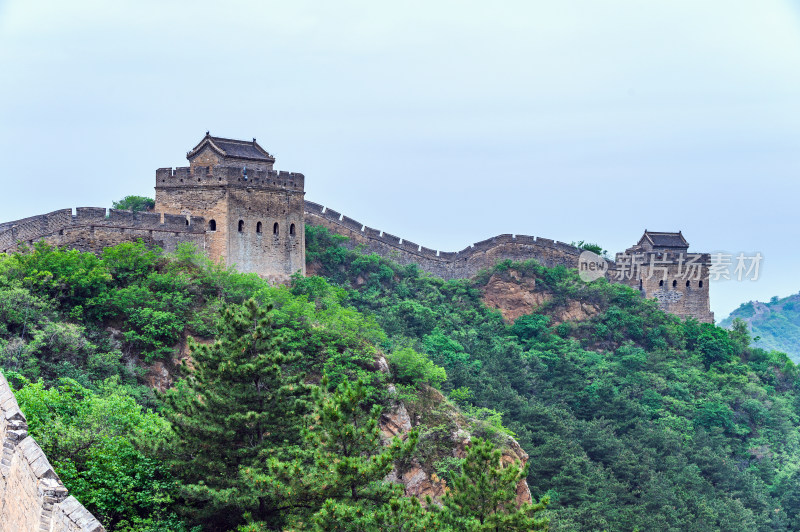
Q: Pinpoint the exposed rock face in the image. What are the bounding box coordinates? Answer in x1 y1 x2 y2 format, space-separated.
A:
481 270 598 325
0 373 105 531
378 375 532 506
380 395 413 441
145 361 173 393
482 273 550 322
386 463 447 500
551 299 600 325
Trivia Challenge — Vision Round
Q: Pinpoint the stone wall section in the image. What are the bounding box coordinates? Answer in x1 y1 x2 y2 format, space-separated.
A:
304 201 714 323
304 200 584 280
0 373 104 532
0 207 207 256
0 200 712 322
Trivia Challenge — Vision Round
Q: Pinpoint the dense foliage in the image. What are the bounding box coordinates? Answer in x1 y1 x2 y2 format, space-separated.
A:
4 227 800 530
305 224 800 531
0 240 541 531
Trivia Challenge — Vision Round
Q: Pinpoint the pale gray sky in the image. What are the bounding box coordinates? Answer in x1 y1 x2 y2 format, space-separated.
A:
1 0 799 319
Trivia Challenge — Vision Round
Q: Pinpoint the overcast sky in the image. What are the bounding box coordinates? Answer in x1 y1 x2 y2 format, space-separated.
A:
1 0 799 319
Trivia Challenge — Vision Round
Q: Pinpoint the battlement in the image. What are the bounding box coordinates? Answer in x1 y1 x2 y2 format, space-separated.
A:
0 207 207 254
303 201 586 266
0 373 105 531
303 201 712 322
155 165 304 192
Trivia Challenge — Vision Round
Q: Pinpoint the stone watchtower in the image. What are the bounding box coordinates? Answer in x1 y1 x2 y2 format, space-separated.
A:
616 231 714 323
154 133 305 281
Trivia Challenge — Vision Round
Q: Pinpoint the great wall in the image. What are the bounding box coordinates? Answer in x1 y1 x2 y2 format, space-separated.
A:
0 134 714 529
0 134 716 326
0 207 207 256
0 201 585 279
303 200 586 278
0 373 104 532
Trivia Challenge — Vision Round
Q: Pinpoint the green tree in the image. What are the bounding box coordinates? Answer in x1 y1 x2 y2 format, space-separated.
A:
11 376 184 531
163 299 311 530
308 379 418 524
112 195 155 212
442 437 549 531
388 347 447 388
254 377 419 530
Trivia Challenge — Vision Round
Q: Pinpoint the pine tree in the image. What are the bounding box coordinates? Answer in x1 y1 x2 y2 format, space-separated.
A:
163 298 311 530
260 377 419 530
443 437 549 531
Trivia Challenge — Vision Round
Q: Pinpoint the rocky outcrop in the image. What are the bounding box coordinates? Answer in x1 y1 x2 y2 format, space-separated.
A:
481 270 598 325
481 272 550 322
377 358 532 506
0 373 105 532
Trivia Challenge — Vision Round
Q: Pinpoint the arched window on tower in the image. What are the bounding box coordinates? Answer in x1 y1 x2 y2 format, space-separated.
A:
686 280 690 287
273 222 279 235
639 279 643 291
238 220 244 233
699 280 704 288
290 223 296 236
256 222 262 234
672 280 677 288
209 219 216 231
659 280 664 287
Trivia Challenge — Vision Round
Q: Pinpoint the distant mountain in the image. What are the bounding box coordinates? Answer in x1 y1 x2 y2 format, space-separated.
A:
721 293 800 362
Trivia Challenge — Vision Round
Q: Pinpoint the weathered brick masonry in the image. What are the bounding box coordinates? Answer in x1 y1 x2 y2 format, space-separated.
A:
303 202 714 323
303 200 585 278
155 134 305 281
0 207 207 256
0 373 104 532
0 134 713 322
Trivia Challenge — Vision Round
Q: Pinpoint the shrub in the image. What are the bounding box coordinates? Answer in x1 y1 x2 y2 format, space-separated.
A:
388 347 447 388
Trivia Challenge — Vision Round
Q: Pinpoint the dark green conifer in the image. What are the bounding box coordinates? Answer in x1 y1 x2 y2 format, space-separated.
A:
443 437 549 531
163 298 311 530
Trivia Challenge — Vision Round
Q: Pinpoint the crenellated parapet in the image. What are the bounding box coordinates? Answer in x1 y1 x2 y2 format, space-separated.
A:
0 208 207 255
304 200 586 279
303 201 714 323
0 373 105 531
156 165 304 193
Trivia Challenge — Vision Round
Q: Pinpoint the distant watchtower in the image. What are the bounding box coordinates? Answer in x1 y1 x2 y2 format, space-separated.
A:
616 231 713 323
154 133 305 281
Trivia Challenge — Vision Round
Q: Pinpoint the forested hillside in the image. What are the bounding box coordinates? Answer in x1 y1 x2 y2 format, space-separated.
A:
305 225 800 531
721 293 800 363
2 229 800 531
0 240 543 531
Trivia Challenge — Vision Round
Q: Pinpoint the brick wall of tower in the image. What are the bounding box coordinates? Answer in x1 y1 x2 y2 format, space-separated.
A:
226 187 305 281
155 179 229 264
155 164 305 281
614 251 714 323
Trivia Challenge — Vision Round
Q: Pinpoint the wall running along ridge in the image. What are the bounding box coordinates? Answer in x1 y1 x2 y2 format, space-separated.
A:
304 200 587 279
0 207 207 255
303 201 714 323
0 373 105 532
0 201 713 323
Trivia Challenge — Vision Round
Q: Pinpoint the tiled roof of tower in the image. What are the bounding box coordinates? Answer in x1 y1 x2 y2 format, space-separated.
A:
640 231 689 248
187 133 275 162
